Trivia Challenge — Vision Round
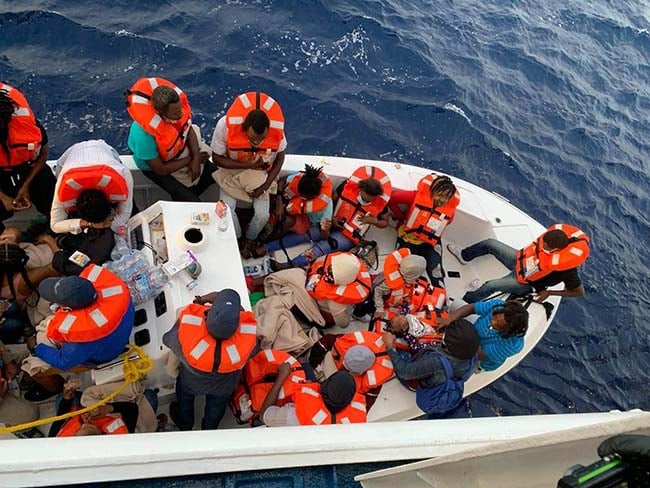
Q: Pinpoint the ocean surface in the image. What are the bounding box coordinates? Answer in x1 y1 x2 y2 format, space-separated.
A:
1 0 649 428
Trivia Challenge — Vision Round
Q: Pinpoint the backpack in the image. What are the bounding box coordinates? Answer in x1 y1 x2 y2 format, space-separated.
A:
415 352 476 415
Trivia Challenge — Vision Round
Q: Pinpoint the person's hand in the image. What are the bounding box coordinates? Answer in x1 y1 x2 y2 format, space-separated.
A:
360 214 378 226
62 377 81 400
435 316 453 329
12 187 32 211
302 249 317 262
320 219 332 233
373 311 383 320
188 157 201 181
0 378 8 398
382 331 396 349
88 405 113 418
534 290 551 303
198 150 209 164
0 193 14 212
248 183 269 199
25 334 37 352
277 362 292 376
274 204 286 220
2 360 20 382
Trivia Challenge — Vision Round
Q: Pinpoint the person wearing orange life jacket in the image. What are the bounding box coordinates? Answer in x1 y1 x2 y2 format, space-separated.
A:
23 265 134 402
0 84 56 234
260 367 366 426
447 224 589 303
50 140 133 236
275 166 392 269
126 77 216 202
210 92 287 256
306 251 372 328
163 289 258 430
389 174 459 284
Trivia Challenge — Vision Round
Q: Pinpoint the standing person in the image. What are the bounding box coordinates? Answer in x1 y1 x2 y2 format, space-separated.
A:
163 289 258 430
125 77 216 201
210 92 287 257
446 224 589 303
390 174 459 284
50 139 133 235
437 299 529 371
0 83 56 233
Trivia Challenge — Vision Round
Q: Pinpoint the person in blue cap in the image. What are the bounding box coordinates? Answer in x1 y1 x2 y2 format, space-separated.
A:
24 264 134 401
163 289 258 430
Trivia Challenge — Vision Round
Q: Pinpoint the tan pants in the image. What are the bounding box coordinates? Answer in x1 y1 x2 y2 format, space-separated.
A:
0 343 39 427
319 299 352 328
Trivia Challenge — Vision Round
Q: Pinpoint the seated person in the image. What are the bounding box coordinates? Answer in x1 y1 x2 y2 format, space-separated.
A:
384 314 442 354
51 140 133 235
438 299 528 371
49 379 138 436
389 174 459 283
260 368 366 426
24 264 134 401
308 331 394 409
447 224 589 303
210 92 287 257
254 164 333 256
273 166 391 269
126 78 215 202
0 226 56 269
0 340 39 427
383 318 479 416
306 252 372 328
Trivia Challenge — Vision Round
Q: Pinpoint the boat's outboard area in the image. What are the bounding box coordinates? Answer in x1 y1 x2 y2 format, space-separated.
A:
0 79 590 437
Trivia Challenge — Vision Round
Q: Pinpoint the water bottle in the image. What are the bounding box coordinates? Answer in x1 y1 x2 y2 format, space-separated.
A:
149 267 169 289
216 200 228 232
111 236 131 261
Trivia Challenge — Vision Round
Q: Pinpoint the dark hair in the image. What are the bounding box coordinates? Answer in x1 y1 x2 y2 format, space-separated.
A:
430 175 456 200
297 165 324 199
494 301 529 338
543 229 570 250
0 90 16 152
76 189 112 223
151 86 180 113
0 243 36 303
358 178 383 197
242 109 270 135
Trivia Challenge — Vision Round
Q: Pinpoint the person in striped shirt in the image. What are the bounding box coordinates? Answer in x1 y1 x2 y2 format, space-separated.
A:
437 299 528 371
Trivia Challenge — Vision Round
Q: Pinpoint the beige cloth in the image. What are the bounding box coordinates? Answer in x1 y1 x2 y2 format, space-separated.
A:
0 342 39 427
254 295 314 355
21 243 54 269
20 315 60 376
165 351 181 379
213 168 278 202
80 379 157 433
263 269 325 326
319 298 353 328
170 125 213 187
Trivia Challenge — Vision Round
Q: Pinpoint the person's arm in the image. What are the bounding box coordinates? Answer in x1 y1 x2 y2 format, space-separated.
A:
360 209 389 229
13 126 50 209
249 151 286 198
33 341 89 371
534 284 585 303
308 334 339 367
259 362 292 422
50 175 83 233
193 291 219 305
436 302 475 328
17 263 59 296
387 190 416 221
383 332 443 381
372 280 390 318
112 167 134 233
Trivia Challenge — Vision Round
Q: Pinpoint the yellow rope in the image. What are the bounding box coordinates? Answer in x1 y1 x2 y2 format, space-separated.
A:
0 344 154 434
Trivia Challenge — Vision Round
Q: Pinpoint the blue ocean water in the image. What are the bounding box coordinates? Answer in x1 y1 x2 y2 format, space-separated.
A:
1 0 648 421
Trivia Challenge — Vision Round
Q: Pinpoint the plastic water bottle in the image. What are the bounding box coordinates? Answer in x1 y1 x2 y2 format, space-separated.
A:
149 267 169 289
216 200 228 232
111 236 131 261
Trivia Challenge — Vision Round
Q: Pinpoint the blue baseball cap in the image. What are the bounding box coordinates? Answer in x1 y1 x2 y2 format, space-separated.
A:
39 276 98 309
206 289 241 340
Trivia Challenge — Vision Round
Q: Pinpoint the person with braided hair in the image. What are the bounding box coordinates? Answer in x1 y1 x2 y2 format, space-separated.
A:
436 299 529 371
390 174 460 284
0 84 56 233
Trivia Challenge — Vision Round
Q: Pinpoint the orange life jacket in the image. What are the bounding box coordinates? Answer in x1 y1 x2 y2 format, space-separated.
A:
57 164 129 211
284 171 333 215
514 224 590 284
383 248 412 290
46 265 131 344
411 283 448 328
0 83 42 167
125 77 192 161
402 174 460 245
225 92 285 166
243 349 306 415
57 409 129 437
332 331 394 394
177 304 258 374
293 383 367 425
307 253 372 305
333 166 392 243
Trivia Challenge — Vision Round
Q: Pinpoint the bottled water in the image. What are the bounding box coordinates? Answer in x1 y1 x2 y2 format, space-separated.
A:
215 200 228 232
108 241 168 304
111 236 131 261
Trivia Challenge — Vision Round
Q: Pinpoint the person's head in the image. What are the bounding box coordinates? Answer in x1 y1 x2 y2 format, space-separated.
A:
206 289 241 340
541 229 570 253
76 189 112 224
39 276 98 310
429 175 456 207
357 178 383 204
151 86 183 122
0 90 16 131
242 109 270 146
441 319 480 360
0 227 22 245
297 165 324 199
328 253 361 286
321 370 356 414
399 254 427 284
491 301 529 338
388 315 409 337
343 345 375 375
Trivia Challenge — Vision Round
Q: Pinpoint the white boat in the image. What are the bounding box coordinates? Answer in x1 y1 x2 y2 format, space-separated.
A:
0 153 586 486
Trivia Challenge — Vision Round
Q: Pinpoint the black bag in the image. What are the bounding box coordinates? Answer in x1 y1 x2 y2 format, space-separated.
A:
53 228 115 276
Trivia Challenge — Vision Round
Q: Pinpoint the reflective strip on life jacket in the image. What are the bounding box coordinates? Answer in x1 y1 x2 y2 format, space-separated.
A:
307 252 372 305
0 83 42 167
